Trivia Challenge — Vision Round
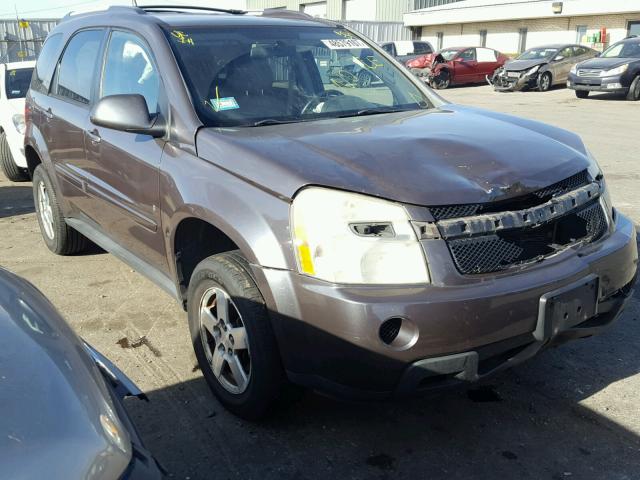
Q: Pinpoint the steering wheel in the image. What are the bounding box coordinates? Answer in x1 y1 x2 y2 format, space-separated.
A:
301 90 344 115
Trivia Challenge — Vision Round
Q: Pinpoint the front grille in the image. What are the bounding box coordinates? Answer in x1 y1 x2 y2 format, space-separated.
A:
578 69 603 77
430 169 590 221
447 201 607 274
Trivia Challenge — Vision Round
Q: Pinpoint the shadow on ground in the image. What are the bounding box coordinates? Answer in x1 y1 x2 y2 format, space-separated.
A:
125 285 640 480
0 185 34 218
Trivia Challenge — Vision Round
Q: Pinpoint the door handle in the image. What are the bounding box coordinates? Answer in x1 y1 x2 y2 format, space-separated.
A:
43 107 53 120
86 128 101 144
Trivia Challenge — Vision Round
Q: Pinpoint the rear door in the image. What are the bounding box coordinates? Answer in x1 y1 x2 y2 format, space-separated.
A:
46 29 106 213
83 29 167 270
552 46 574 83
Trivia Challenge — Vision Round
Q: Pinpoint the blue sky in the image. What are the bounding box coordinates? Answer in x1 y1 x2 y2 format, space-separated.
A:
0 0 247 18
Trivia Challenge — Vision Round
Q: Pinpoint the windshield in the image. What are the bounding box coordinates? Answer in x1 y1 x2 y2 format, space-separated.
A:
516 48 558 60
601 41 640 58
165 26 430 127
4 67 33 99
438 49 460 61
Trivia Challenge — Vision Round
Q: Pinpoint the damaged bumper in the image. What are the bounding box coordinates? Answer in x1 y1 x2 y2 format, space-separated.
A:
256 211 638 400
489 70 538 91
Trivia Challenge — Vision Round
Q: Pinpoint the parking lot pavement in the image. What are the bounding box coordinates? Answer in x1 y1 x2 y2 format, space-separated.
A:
1 85 639 480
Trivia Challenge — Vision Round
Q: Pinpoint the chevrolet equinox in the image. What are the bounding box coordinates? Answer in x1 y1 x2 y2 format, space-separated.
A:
24 6 638 419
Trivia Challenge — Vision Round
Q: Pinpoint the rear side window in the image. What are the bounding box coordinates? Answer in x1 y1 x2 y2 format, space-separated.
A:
100 31 160 114
413 42 432 54
31 33 63 93
477 48 498 62
5 68 34 99
55 30 104 105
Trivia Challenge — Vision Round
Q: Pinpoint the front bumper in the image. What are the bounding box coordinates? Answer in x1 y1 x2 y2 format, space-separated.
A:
489 71 537 91
568 74 628 93
257 213 637 399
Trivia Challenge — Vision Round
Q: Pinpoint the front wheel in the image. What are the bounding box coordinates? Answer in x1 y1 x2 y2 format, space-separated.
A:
575 90 589 99
431 70 450 89
0 132 28 182
188 252 286 420
357 70 372 88
626 75 640 101
538 72 552 92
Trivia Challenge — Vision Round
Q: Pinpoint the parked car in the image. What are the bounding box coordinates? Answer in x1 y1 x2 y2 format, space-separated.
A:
0 61 35 181
0 267 163 479
568 36 640 100
380 40 434 64
490 44 598 91
406 47 508 89
25 6 637 419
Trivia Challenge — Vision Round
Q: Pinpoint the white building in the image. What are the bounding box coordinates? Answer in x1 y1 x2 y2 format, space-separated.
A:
404 0 640 54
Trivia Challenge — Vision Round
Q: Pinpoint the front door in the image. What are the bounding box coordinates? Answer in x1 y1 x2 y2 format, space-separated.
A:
453 48 478 84
83 29 167 271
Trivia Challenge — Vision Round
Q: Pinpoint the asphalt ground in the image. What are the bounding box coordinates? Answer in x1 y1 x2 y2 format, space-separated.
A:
1 83 639 479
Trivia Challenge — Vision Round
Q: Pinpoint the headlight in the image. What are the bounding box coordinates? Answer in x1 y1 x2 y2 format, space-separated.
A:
291 187 429 284
12 114 25 134
570 64 578 74
600 64 628 76
526 65 540 76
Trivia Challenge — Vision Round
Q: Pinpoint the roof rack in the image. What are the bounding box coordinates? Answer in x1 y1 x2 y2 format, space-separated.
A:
139 5 247 15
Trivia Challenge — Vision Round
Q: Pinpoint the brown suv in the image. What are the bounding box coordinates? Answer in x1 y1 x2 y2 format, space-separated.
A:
24 6 637 419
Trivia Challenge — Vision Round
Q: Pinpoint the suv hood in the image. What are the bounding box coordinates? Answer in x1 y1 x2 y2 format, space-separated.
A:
577 57 636 70
196 104 591 206
504 58 548 71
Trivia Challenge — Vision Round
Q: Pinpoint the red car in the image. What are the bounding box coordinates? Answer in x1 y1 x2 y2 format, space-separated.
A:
406 47 508 89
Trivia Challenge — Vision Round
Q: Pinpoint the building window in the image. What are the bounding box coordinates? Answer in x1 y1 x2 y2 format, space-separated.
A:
518 27 527 53
576 25 587 44
436 31 443 50
414 0 464 8
629 21 640 37
479 29 487 47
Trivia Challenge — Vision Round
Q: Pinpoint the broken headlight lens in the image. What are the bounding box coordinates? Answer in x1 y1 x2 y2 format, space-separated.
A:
12 114 25 134
526 65 540 76
291 187 429 284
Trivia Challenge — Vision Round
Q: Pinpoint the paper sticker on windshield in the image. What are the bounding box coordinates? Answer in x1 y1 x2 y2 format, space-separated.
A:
322 39 368 50
209 97 239 112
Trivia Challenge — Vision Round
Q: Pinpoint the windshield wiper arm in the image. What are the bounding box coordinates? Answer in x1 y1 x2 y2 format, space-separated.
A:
250 118 298 127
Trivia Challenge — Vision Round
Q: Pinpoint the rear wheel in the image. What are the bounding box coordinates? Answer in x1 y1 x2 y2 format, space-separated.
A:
188 252 286 420
0 132 28 182
626 75 640 101
32 164 88 255
538 72 552 92
575 90 589 99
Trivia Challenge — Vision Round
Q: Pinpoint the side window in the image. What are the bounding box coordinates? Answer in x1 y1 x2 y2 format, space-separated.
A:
413 42 432 54
459 48 476 61
100 31 160 115
55 30 104 105
573 46 587 56
381 43 394 56
558 46 573 59
31 33 64 94
477 48 498 62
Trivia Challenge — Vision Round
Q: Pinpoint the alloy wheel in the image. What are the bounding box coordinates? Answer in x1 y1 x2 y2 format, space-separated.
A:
37 181 55 240
199 286 251 394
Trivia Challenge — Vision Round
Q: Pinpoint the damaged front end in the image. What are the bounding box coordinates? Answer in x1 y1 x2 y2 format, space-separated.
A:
489 65 543 91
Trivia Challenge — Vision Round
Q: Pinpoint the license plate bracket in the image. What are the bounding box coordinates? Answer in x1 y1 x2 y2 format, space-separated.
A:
535 276 599 341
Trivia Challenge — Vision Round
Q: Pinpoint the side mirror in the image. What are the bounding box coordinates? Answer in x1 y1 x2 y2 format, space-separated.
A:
90 94 164 138
554 55 565 62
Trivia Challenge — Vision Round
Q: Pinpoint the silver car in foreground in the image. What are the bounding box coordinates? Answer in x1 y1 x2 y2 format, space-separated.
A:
0 267 163 479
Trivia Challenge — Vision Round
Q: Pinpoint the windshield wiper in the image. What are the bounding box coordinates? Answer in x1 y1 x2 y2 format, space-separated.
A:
338 106 422 118
250 118 299 127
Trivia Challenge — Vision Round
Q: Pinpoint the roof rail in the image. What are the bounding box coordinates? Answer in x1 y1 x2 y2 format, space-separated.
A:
61 5 141 21
259 8 313 20
623 34 639 39
139 5 247 15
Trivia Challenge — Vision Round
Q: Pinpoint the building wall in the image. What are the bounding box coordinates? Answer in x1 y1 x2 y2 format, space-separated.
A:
420 14 640 54
246 0 411 21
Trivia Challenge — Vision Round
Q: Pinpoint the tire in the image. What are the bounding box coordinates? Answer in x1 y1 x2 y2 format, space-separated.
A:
32 164 88 255
626 75 640 101
188 251 285 420
357 70 372 88
432 70 450 89
538 72 552 92
0 132 28 182
575 90 589 99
